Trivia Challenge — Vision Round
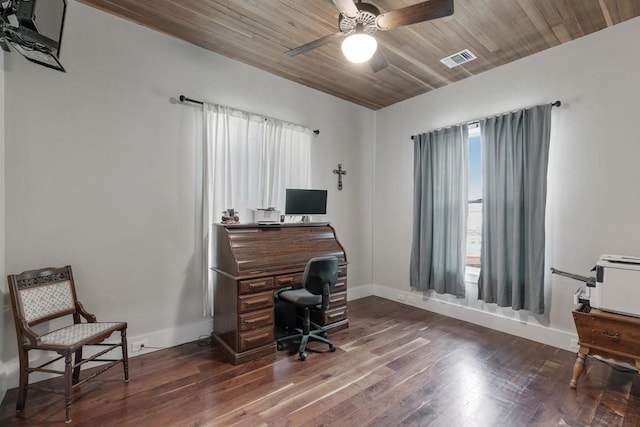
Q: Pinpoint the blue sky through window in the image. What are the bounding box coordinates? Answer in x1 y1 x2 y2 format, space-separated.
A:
468 133 482 201
466 128 482 268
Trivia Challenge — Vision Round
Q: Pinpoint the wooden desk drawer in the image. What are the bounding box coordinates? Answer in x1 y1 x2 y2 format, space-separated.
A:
328 291 347 308
239 308 274 332
312 306 348 326
338 266 347 277
574 310 640 356
238 291 273 313
239 277 274 295
331 277 347 293
238 327 274 352
275 273 304 290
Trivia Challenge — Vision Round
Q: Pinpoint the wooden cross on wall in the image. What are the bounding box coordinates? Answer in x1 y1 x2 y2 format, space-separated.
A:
333 163 347 191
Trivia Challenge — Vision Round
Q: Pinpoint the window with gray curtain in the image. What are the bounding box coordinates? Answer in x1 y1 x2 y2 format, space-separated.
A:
410 125 469 297
478 104 552 313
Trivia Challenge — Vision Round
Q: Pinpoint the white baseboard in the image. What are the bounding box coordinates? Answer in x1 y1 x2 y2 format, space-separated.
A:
126 318 212 356
350 283 577 352
347 284 374 301
3 318 212 390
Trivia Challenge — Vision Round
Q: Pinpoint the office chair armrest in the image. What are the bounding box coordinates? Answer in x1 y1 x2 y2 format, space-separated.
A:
76 301 97 323
321 283 330 311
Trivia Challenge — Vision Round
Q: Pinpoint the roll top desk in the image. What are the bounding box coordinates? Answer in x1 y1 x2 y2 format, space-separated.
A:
211 223 348 364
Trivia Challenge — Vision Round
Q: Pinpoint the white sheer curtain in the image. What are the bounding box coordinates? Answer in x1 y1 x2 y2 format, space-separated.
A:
202 103 311 316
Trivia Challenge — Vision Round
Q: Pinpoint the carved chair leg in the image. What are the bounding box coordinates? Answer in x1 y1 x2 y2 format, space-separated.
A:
570 346 590 389
121 329 130 382
64 353 73 423
72 348 83 384
16 348 29 413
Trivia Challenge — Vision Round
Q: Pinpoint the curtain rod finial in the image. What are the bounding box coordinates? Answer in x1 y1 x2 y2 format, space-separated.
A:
551 100 561 107
313 130 319 135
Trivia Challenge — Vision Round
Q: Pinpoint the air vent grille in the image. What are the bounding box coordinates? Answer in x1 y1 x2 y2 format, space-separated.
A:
440 49 477 68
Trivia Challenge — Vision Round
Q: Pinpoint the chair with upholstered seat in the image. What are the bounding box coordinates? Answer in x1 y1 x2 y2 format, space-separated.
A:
276 256 338 361
7 265 129 423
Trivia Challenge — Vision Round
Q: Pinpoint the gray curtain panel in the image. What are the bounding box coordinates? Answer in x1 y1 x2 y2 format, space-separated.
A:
478 104 552 313
410 126 468 297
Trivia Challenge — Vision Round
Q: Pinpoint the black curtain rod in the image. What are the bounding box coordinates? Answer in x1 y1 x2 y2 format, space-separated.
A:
178 95 320 135
179 95 203 105
410 100 562 140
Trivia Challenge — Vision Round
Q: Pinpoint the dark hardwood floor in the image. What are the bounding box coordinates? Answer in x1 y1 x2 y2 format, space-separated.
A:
1 296 639 426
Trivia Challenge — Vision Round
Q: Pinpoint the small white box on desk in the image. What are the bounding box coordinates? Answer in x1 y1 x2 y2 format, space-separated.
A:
592 254 640 318
248 208 280 223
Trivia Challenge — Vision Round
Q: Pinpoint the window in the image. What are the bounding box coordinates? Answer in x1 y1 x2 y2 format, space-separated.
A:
466 124 482 269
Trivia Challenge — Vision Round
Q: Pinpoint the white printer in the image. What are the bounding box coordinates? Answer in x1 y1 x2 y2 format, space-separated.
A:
591 254 640 317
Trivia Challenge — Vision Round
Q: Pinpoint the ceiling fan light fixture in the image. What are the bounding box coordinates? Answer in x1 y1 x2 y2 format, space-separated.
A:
341 33 377 63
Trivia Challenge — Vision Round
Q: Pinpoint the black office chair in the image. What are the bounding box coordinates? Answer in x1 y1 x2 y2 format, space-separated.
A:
276 256 338 361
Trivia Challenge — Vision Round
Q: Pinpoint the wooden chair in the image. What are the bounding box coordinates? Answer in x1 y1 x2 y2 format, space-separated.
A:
7 265 129 423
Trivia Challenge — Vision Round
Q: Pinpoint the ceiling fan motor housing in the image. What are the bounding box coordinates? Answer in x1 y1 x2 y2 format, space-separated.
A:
339 2 380 35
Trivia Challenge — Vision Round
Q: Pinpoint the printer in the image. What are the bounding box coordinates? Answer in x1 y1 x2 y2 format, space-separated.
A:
591 254 640 318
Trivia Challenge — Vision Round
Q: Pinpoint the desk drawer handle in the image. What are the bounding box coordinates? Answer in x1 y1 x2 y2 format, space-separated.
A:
327 310 346 318
249 281 267 289
243 331 271 345
243 314 270 326
246 299 268 308
602 329 620 339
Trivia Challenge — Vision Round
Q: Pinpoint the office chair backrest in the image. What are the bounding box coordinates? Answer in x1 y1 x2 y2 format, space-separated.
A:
302 256 338 310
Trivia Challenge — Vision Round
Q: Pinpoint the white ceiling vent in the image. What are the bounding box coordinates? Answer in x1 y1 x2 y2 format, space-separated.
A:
440 49 477 68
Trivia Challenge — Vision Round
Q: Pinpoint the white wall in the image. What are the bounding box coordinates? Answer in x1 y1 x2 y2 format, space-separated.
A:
373 17 640 350
1 1 374 388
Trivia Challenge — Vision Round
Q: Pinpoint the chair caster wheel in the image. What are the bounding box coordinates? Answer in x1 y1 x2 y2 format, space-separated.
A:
329 344 336 352
299 352 307 361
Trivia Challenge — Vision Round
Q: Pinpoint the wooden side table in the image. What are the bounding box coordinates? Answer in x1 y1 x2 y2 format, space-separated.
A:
571 305 640 388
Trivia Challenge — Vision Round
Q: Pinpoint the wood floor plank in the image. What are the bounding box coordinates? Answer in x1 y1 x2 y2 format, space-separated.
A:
1 296 639 426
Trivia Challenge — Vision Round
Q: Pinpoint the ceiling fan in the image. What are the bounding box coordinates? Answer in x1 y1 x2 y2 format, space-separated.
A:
285 0 454 72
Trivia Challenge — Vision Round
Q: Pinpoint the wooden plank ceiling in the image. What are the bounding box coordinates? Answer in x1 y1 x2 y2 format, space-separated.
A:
77 0 640 110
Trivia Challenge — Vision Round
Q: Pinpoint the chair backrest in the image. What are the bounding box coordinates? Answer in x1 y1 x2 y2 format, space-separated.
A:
8 265 79 328
302 256 338 310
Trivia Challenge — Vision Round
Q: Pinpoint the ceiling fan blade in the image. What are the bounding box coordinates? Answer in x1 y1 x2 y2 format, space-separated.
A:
376 0 454 31
369 48 388 73
285 32 344 57
331 0 359 19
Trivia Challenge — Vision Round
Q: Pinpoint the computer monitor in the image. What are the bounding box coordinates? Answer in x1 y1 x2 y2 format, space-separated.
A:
284 189 327 215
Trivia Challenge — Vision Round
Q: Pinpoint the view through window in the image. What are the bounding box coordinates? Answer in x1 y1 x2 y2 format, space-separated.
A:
467 125 482 268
